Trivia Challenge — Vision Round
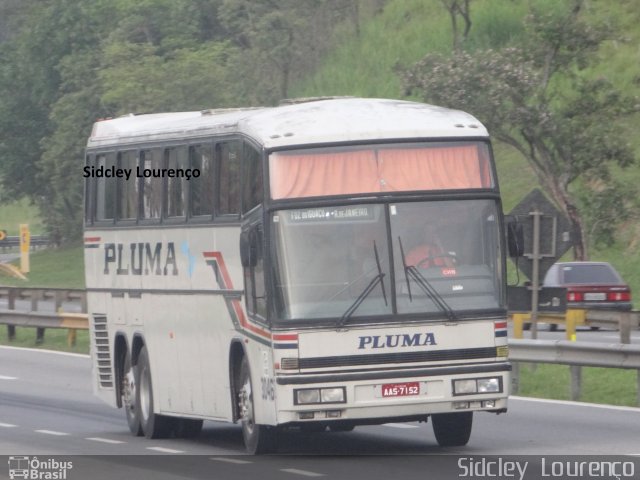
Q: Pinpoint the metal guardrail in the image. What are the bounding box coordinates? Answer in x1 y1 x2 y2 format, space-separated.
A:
509 339 640 369
509 338 640 406
0 235 51 250
0 287 87 346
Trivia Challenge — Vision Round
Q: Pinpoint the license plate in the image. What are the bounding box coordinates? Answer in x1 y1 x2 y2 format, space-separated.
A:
381 382 420 397
585 292 606 301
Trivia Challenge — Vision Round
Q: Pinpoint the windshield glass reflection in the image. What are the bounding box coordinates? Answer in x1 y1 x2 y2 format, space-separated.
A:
271 200 503 322
391 200 502 314
272 205 392 321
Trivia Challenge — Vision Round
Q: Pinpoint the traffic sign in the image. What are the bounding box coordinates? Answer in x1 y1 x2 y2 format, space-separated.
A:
507 188 573 281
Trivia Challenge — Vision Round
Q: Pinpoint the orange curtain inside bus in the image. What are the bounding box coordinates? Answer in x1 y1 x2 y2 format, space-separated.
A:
269 145 492 199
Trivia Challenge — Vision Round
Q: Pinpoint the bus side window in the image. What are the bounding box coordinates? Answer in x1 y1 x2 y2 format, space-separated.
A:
95 153 116 222
216 141 241 216
117 150 139 222
141 149 163 221
189 144 214 218
166 146 188 218
242 143 263 214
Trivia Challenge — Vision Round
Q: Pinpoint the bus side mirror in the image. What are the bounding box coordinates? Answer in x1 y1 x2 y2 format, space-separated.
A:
240 229 258 268
507 221 524 258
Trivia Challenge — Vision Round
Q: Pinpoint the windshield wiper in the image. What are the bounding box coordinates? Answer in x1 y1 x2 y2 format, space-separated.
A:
398 237 456 321
337 241 388 329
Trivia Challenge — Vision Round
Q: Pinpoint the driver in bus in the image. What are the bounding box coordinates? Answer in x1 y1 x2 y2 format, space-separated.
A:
406 223 456 269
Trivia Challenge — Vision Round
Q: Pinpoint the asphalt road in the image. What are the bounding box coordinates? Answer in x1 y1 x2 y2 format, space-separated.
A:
1 346 640 480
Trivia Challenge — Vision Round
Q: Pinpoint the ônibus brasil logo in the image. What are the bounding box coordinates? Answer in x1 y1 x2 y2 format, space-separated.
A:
8 456 73 480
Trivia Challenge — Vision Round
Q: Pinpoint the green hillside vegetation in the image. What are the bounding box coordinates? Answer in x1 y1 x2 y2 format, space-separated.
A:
0 199 43 235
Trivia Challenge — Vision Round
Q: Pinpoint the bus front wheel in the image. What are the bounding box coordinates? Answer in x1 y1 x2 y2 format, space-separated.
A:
137 345 174 439
238 357 278 454
431 412 473 447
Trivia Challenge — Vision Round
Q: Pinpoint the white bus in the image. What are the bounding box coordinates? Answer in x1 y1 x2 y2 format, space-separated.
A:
84 97 510 453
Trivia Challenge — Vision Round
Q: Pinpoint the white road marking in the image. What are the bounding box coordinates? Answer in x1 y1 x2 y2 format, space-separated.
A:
0 375 17 380
511 396 640 413
382 423 419 429
210 458 252 465
0 345 90 358
281 468 325 477
0 422 17 428
86 437 126 444
35 430 69 436
146 447 184 454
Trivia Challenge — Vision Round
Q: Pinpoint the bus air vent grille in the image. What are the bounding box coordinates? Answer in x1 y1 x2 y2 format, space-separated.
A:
92 315 113 388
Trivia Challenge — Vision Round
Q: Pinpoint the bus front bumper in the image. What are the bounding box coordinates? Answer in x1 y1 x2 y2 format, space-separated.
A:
274 361 510 425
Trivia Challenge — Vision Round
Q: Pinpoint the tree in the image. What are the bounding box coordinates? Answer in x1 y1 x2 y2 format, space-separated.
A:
220 0 351 103
441 0 472 51
401 1 636 260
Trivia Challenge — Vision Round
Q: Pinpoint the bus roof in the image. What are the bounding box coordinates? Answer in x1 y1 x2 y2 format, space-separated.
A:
87 98 488 150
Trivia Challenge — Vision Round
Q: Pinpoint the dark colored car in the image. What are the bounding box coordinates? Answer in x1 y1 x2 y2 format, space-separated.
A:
543 261 632 311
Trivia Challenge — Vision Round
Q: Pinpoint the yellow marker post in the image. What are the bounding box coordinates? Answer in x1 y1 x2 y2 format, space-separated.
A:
19 224 30 274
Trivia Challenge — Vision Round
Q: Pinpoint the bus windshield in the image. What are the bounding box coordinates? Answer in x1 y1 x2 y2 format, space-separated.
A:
271 200 504 322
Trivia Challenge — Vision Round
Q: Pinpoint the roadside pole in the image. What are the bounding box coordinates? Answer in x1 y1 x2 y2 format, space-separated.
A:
19 224 30 274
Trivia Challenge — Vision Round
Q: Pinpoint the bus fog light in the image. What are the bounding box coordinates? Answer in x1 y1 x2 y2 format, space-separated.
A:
320 387 345 403
326 410 341 418
483 400 496 408
477 378 500 393
453 401 469 409
453 379 477 395
295 389 320 405
299 412 314 420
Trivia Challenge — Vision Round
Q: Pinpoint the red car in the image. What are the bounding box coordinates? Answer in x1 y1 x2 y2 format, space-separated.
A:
543 261 632 312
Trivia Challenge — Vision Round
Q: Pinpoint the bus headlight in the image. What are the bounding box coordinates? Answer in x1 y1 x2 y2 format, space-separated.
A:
453 379 477 395
453 377 502 395
294 387 346 405
477 378 500 393
295 389 320 405
320 388 345 403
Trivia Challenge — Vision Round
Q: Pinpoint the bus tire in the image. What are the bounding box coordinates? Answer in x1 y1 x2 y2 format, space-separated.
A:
137 346 174 439
431 412 473 447
238 357 278 454
175 418 203 439
122 350 143 436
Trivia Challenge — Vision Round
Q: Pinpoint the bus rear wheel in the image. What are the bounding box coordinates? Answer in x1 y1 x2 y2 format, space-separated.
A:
431 412 473 447
238 357 278 454
137 345 174 439
122 350 143 436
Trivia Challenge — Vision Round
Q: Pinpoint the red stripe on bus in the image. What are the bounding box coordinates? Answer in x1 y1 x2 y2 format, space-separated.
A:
204 251 234 290
84 237 101 242
494 321 507 329
273 333 298 341
232 299 271 339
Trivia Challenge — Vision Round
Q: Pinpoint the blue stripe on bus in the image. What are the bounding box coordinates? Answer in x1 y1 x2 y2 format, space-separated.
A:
274 343 299 349
494 331 508 337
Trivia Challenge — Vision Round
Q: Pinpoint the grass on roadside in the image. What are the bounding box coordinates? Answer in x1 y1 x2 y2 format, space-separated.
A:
516 362 638 407
0 325 90 355
0 246 85 288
